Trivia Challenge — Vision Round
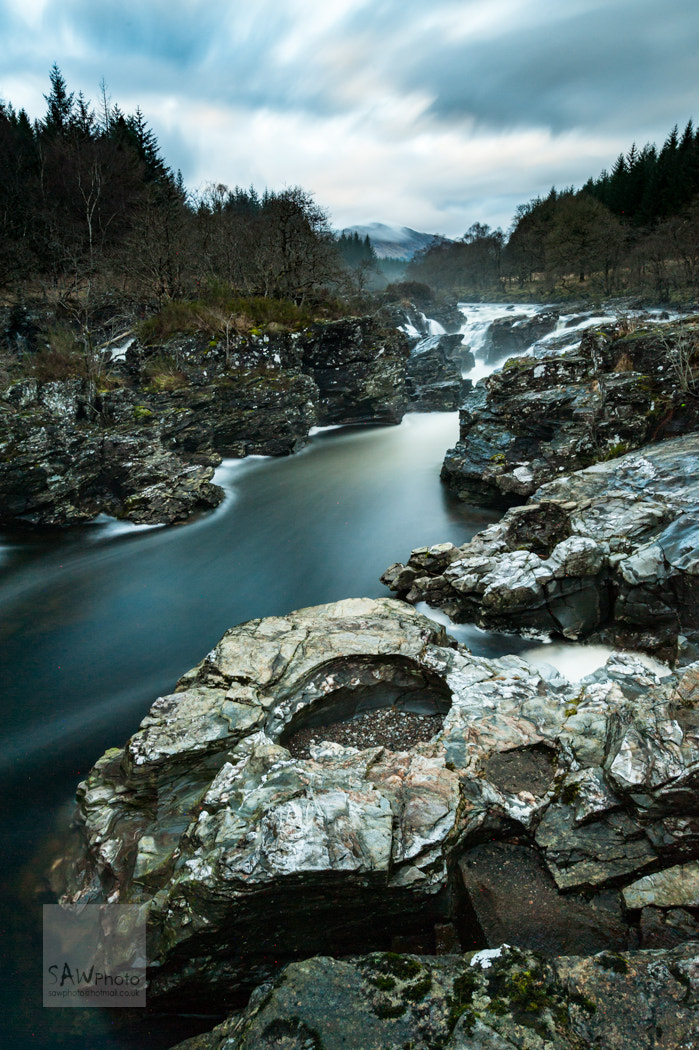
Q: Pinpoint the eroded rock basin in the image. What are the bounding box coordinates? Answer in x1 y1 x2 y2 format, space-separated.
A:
58 597 699 1018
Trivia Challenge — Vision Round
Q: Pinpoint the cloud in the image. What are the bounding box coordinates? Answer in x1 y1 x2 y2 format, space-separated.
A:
0 0 697 235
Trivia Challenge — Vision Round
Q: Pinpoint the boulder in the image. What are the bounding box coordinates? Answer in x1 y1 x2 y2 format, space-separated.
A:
442 320 699 507
56 598 699 1010
405 334 466 410
483 309 559 363
386 432 699 660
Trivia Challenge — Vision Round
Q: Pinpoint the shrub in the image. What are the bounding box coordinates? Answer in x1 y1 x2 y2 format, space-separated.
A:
31 326 84 381
142 354 188 391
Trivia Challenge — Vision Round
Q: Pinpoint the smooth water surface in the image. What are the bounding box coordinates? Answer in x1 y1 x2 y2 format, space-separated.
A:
1 412 502 1048
4 293 659 1046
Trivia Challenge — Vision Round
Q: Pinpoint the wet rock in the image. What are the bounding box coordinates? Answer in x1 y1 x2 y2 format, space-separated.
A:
385 433 699 659
442 319 699 507
405 334 466 410
483 309 560 363
0 407 223 526
56 598 699 1009
171 942 699 1050
0 313 416 527
298 317 410 425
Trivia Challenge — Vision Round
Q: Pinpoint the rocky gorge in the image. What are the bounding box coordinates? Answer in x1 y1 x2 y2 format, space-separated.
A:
32 300 699 1048
384 316 699 668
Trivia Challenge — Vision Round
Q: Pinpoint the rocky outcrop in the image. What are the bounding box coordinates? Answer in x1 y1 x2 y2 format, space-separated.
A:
0 364 317 526
56 598 699 1012
0 315 414 527
0 383 224 526
483 309 560 363
378 292 465 336
442 320 699 507
385 432 699 662
406 334 467 410
173 942 699 1050
426 300 465 334
298 317 410 425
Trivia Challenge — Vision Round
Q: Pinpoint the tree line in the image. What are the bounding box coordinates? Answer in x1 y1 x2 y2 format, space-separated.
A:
408 121 699 301
0 66 363 312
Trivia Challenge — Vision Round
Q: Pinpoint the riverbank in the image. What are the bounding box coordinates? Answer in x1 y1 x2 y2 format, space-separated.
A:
7 296 699 1048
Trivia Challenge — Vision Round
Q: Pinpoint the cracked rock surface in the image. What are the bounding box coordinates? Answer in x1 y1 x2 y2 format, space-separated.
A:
441 320 699 507
384 432 699 662
57 598 699 1011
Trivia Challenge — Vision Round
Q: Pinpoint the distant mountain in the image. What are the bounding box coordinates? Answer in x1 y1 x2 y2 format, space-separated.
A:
340 222 447 260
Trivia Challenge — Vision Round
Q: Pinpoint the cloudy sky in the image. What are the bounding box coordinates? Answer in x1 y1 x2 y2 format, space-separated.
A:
1 0 697 237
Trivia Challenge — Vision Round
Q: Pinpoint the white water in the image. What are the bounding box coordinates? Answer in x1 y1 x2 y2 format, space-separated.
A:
454 301 685 384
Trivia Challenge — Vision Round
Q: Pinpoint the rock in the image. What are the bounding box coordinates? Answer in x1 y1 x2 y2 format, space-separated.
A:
378 292 465 336
623 861 699 910
298 317 410 425
127 369 319 458
0 404 224 526
428 301 466 333
483 309 560 363
171 942 699 1050
56 597 699 1010
406 335 469 411
0 312 416 527
385 432 699 660
458 842 634 956
639 907 699 949
442 320 699 507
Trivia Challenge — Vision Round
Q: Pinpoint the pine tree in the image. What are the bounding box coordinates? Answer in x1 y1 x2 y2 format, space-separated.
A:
42 63 74 135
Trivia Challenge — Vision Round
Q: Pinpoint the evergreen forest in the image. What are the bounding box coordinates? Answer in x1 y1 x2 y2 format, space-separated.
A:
409 122 699 301
2 67 698 314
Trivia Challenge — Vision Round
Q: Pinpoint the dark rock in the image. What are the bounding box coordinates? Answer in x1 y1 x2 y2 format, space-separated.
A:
639 906 699 949
442 319 699 508
170 942 699 1050
0 312 416 527
427 301 465 334
458 842 635 956
0 399 224 526
386 433 699 658
0 363 319 526
298 317 410 425
406 335 465 410
483 309 560 363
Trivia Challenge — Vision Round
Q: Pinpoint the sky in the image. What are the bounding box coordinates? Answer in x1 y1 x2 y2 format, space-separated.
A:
1 0 697 238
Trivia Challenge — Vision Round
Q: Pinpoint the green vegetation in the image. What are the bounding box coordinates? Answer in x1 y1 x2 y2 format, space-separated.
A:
373 999 407 1019
372 953 424 980
142 355 188 391
446 967 480 1033
137 291 319 344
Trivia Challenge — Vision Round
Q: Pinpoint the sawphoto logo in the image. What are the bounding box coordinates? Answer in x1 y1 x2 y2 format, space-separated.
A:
43 903 147 1008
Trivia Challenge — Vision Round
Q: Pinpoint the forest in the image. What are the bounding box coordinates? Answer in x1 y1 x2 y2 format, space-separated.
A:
408 121 699 301
2 66 698 322
0 66 357 316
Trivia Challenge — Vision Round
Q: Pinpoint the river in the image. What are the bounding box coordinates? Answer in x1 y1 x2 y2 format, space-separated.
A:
0 301 654 1048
